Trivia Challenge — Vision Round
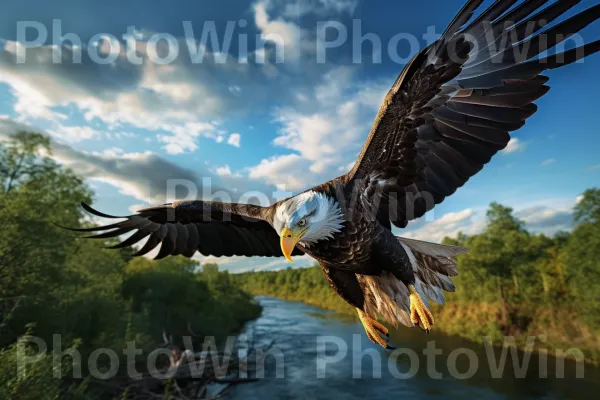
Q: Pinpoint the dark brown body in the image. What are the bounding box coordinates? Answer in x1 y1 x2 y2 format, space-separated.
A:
296 179 415 311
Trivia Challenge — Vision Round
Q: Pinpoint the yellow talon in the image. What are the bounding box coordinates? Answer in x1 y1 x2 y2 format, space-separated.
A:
357 309 393 349
369 319 389 337
408 284 434 333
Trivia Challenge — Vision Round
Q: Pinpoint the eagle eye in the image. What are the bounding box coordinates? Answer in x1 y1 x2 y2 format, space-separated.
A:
298 218 307 227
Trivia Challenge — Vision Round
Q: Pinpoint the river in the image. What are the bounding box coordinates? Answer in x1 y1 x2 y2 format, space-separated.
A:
228 296 599 400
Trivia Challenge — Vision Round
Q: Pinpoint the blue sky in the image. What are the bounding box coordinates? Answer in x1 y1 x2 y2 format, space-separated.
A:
1 0 599 272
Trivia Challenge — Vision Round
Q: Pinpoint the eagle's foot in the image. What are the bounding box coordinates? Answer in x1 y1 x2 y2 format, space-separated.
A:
357 309 394 349
408 284 434 333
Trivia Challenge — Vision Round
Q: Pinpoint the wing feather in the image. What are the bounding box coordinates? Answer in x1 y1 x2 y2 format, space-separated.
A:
70 201 303 259
345 0 600 228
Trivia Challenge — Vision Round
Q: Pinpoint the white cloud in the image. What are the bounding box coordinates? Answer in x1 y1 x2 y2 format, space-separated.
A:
253 1 305 61
0 47 224 146
280 0 358 18
402 209 479 242
48 125 105 143
214 164 243 178
128 204 147 214
502 138 525 154
0 40 282 155
0 67 67 122
227 133 241 148
248 153 309 190
401 196 580 243
540 158 555 167
277 70 387 166
158 121 220 154
164 143 185 155
248 67 389 191
89 148 153 160
91 147 124 158
89 176 152 203
515 206 572 233
0 119 279 207
273 110 336 158
0 0 371 158
339 161 355 172
252 0 357 64
216 165 233 176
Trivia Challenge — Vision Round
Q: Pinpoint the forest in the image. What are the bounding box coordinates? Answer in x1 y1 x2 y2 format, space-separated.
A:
0 133 262 399
233 189 600 363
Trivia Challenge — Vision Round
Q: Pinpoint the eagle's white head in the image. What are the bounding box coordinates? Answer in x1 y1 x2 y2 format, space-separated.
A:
274 190 344 262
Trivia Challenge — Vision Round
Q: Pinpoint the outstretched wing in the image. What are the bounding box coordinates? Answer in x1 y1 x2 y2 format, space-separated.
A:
68 201 303 259
346 0 600 228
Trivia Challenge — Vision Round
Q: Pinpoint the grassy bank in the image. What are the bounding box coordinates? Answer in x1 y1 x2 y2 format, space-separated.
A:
233 267 600 364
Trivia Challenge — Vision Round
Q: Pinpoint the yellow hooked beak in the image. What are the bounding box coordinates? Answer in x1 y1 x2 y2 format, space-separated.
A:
280 226 307 262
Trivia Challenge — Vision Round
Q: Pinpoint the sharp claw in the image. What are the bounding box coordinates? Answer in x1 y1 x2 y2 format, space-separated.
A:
385 344 396 350
409 284 434 333
365 332 377 344
357 308 394 349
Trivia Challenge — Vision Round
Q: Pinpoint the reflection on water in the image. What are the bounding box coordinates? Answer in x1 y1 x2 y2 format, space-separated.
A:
229 296 599 400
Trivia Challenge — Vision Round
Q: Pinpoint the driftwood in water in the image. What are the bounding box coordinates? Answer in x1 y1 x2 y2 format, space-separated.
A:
73 338 274 400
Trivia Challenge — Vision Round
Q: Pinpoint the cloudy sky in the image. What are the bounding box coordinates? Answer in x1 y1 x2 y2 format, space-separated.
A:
1 0 599 272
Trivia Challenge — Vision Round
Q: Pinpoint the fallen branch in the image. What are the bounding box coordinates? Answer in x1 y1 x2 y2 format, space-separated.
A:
69 338 272 400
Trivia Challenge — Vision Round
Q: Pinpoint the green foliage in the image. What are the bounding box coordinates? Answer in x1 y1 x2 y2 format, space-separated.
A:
122 258 260 346
0 132 92 346
445 203 556 310
0 132 261 399
232 266 354 315
566 188 600 329
196 263 262 337
574 188 600 224
0 338 63 400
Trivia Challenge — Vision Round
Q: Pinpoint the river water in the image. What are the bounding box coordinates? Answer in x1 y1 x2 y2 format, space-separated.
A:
229 296 599 400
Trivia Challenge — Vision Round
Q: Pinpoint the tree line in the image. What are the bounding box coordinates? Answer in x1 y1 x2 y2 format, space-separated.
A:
0 133 261 399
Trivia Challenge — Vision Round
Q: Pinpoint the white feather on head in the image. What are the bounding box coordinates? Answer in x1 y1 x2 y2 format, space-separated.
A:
274 191 344 246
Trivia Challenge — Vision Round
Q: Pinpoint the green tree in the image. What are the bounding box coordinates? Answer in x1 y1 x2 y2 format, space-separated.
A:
574 188 600 224
0 132 92 345
0 132 263 398
456 204 535 304
566 188 600 329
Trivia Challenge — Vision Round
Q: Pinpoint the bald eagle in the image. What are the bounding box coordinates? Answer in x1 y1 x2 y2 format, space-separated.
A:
72 0 600 348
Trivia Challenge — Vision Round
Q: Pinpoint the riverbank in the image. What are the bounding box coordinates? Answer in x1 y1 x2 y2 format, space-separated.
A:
229 296 600 400
232 269 600 365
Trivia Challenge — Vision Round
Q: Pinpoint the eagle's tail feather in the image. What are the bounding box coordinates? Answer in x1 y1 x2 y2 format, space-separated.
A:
358 272 413 328
358 238 467 328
